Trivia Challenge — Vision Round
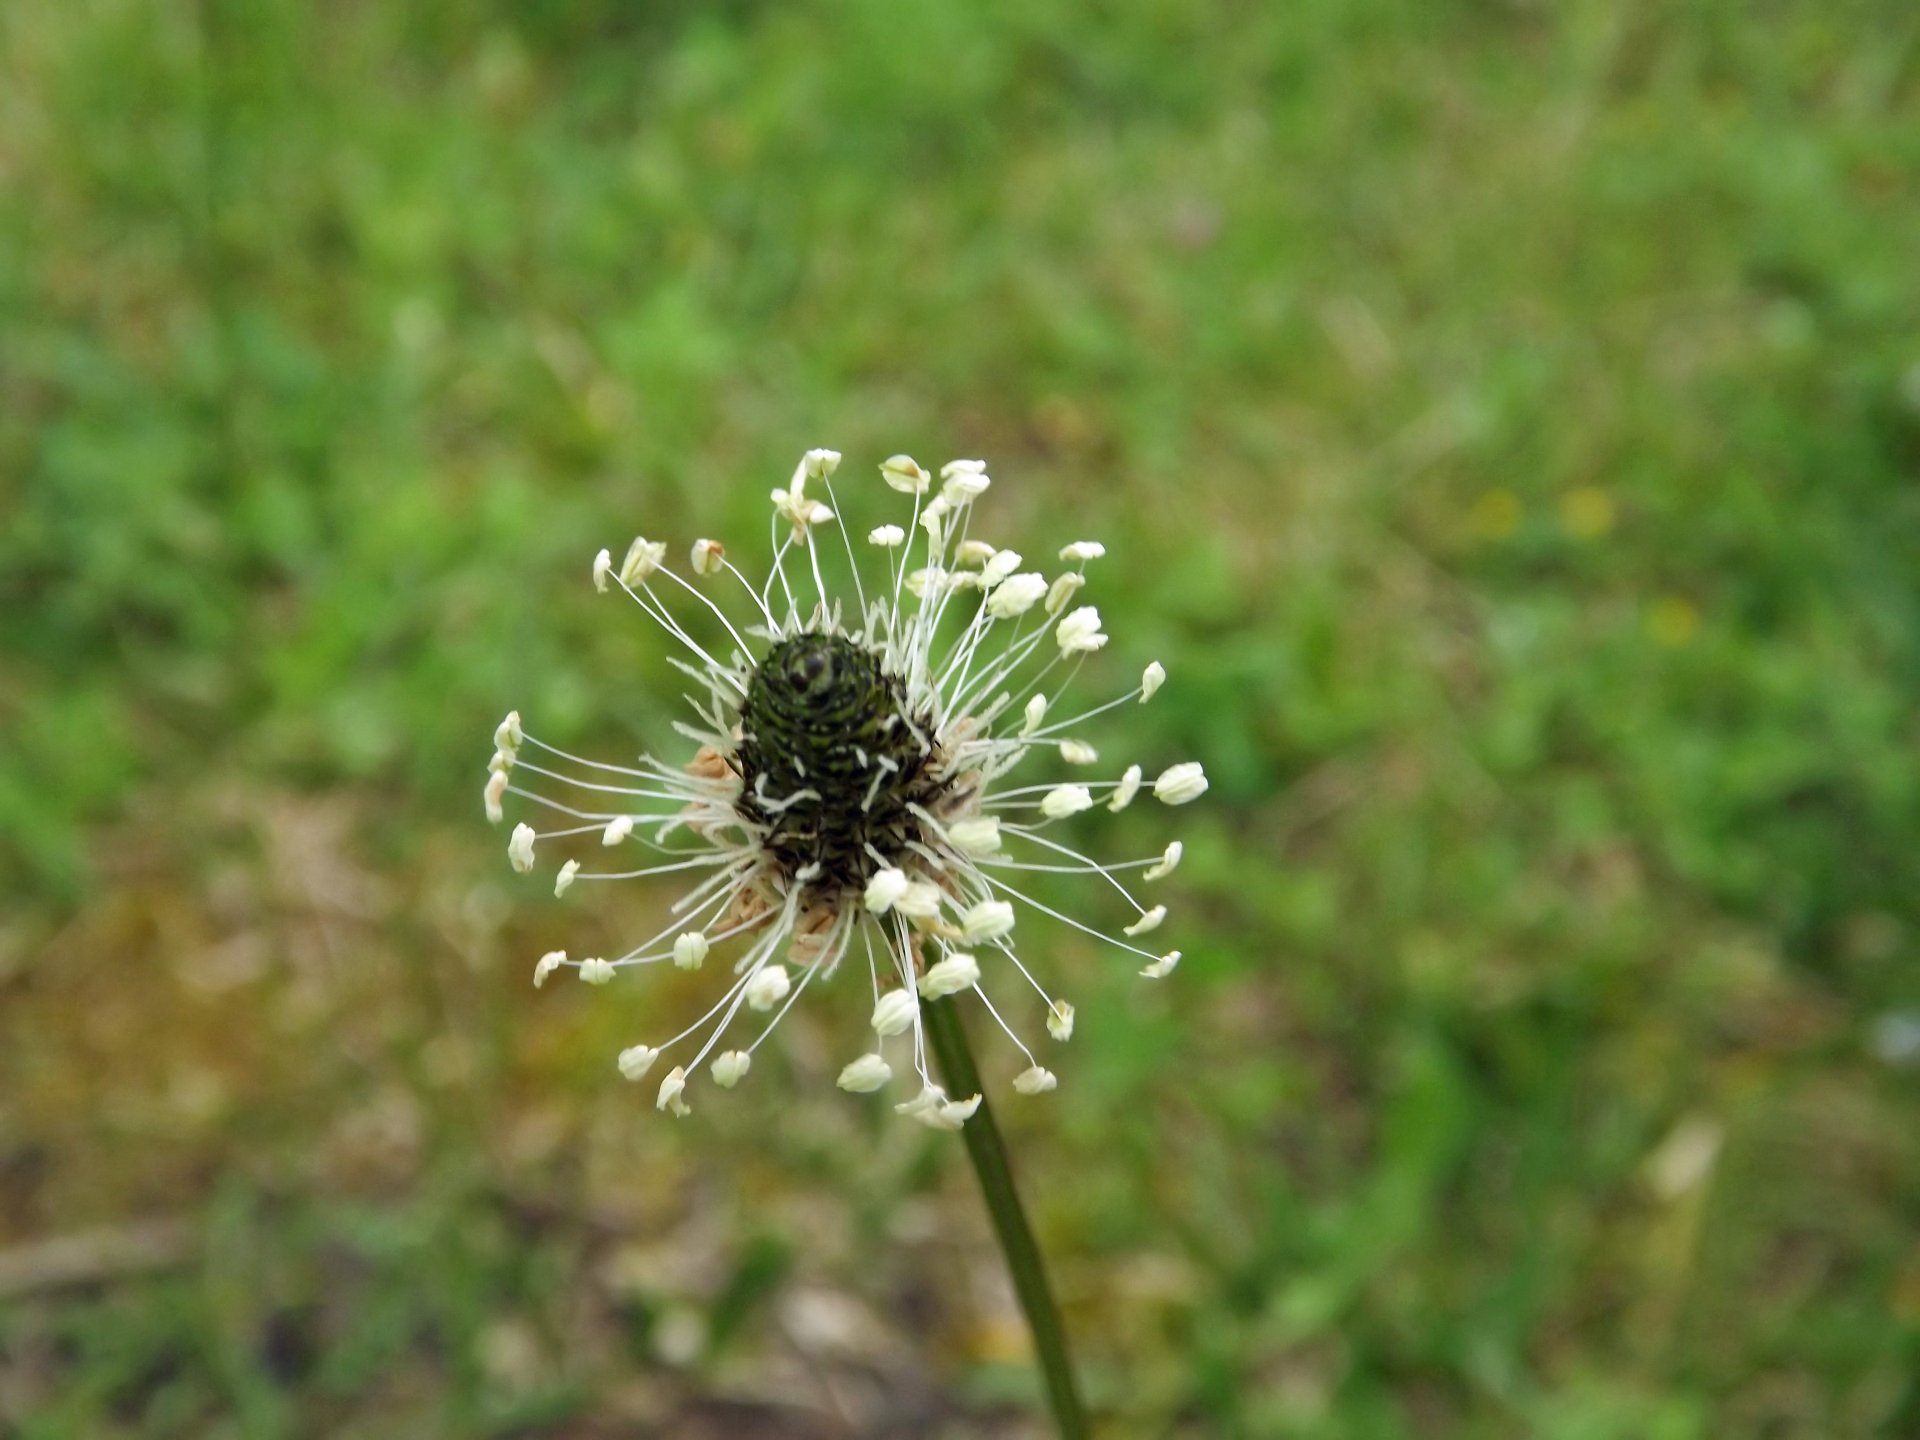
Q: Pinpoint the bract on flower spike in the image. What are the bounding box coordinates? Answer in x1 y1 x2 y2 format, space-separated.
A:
486 448 1204 1126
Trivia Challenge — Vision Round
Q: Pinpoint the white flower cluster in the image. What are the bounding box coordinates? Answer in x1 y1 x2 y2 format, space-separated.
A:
485 449 1205 1126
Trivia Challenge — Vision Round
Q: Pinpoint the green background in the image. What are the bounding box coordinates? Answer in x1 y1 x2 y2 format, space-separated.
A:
4 1 1919 1435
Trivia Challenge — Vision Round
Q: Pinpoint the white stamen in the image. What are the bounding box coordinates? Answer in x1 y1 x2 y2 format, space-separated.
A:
880 455 930 494
948 817 1003 855
1124 905 1167 936
1059 740 1099 766
918 952 980 999
1046 572 1085 614
1013 1065 1058 1095
656 1066 691 1116
1041 785 1094 819
691 538 726 575
961 900 1016 941
1059 540 1105 563
554 860 580 897
1055 606 1108 654
745 964 791 1011
711 1050 752 1088
1140 951 1181 979
1140 661 1165 701
865 867 910 913
872 989 919 1037
579 957 615 985
1047 1000 1076 1041
837 1053 893 1092
617 1044 660 1081
508 823 536 873
673 931 710 970
592 548 612 592
1022 694 1048 735
602 816 635 845
1144 841 1183 880
533 951 566 987
619 537 667 586
1109 765 1143 811
1153 762 1209 805
484 770 509 824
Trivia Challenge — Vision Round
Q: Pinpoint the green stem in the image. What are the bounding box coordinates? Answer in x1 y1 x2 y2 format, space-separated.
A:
921 997 1090 1439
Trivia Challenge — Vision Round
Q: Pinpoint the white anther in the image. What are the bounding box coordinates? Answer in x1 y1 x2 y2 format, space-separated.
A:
533 951 567 988
1040 785 1094 819
868 524 906 547
981 549 1024 586
1144 840 1183 881
1153 762 1209 805
691 538 726 575
1059 739 1099 765
1140 661 1165 701
1022 694 1048 735
1054 605 1108 654
1059 540 1106 563
1014 1065 1058 1095
1047 1000 1076 1041
602 816 634 846
1140 951 1181 979
619 536 667 585
918 952 981 999
1124 905 1167 936
579 957 615 985
895 881 945 919
745 964 791 1011
673 931 709 970
871 989 919 1037
865 867 910 913
961 900 1016 941
880 455 930 494
484 769 508 824
554 860 579 897
1109 764 1143 811
617 1044 660 1081
656 1066 691 1116
987 573 1048 619
508 823 536 873
592 548 612 592
837 1053 893 1092
1045 572 1086 614
947 817 1003 855
711 1051 752 1089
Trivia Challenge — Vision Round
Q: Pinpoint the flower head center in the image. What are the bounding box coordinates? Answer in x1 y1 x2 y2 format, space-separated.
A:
736 632 940 892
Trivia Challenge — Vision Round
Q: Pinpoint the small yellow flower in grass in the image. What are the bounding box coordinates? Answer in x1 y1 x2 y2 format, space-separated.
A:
1646 595 1700 648
1559 486 1616 540
1469 489 1523 541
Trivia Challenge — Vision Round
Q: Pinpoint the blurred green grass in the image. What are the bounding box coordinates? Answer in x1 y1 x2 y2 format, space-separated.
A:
3 0 1919 1435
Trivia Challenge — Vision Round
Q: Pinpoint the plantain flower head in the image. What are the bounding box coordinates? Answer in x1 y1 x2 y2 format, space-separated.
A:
486 449 1201 1126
